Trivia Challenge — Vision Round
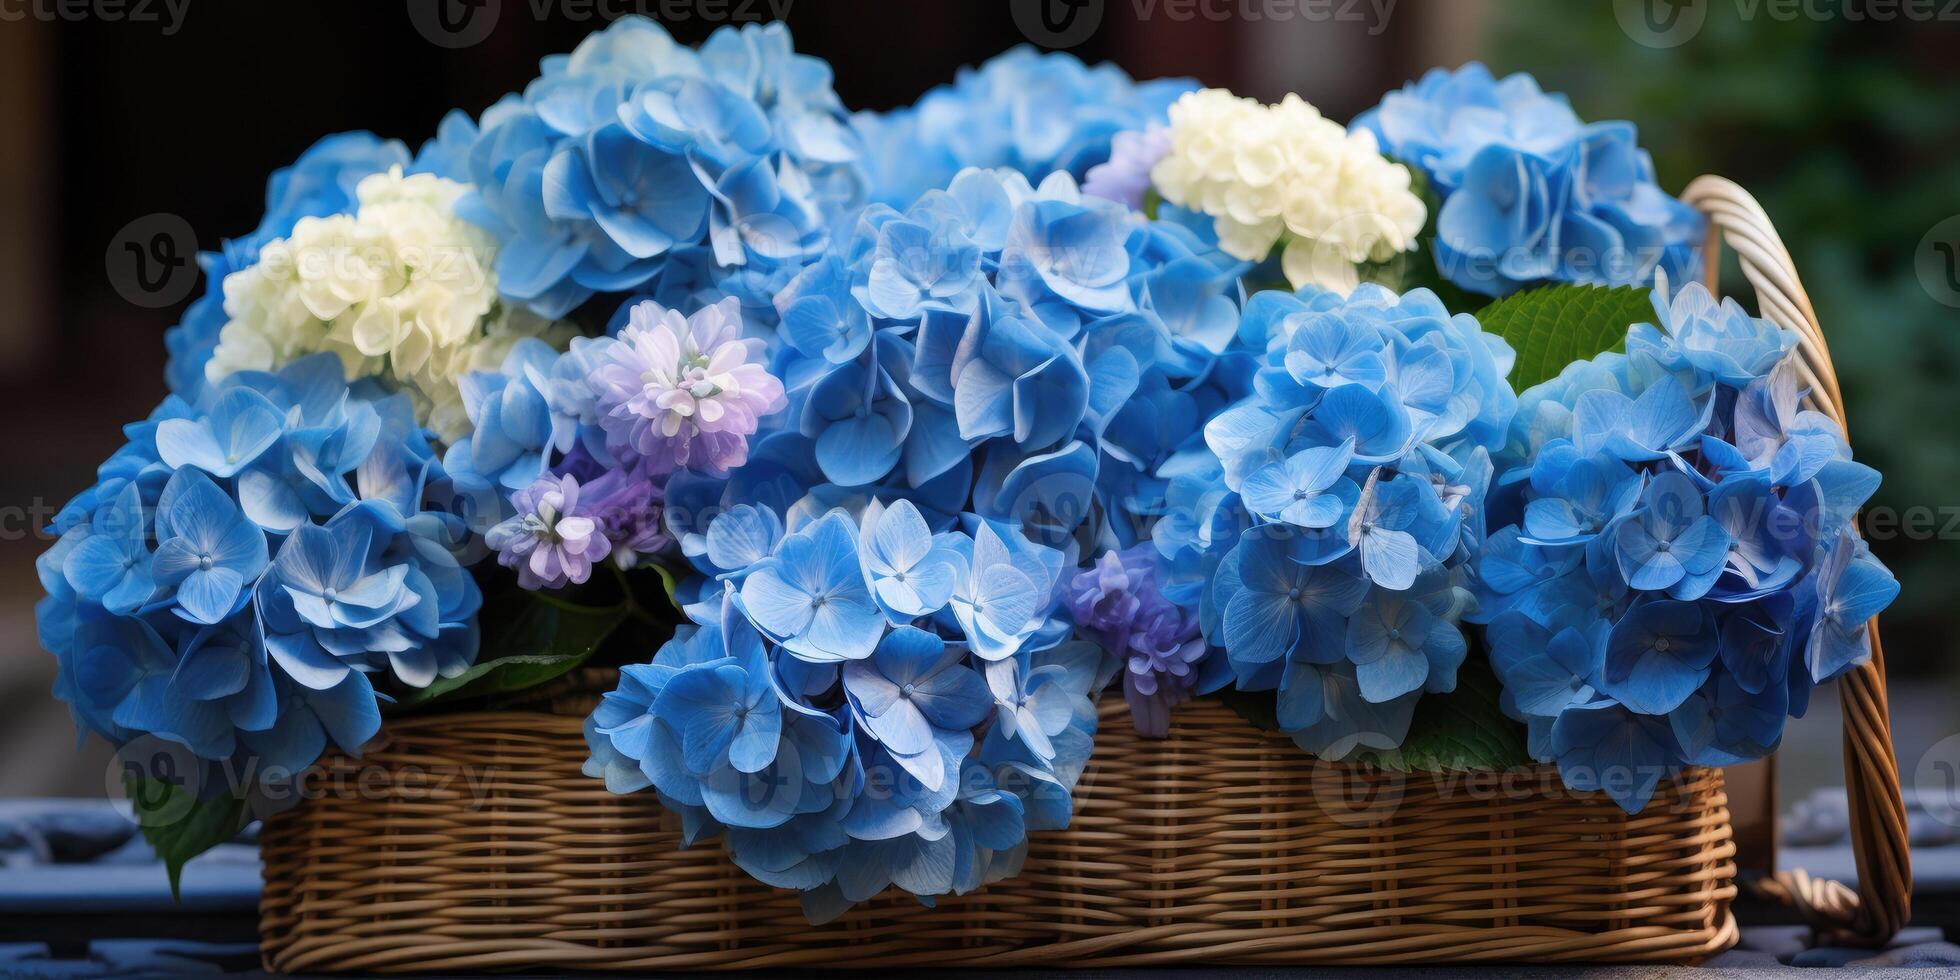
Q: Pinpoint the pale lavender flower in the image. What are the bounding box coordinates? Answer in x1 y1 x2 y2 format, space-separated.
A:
487 473 612 590
1082 125 1170 212
594 297 787 478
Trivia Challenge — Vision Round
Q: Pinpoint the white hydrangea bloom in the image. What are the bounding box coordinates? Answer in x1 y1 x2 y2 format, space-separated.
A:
207 168 574 442
1151 89 1426 294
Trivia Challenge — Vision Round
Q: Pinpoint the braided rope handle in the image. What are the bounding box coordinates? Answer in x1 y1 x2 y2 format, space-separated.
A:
1680 175 1912 946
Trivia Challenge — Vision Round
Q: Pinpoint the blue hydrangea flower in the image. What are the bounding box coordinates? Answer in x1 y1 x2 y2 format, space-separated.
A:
1476 282 1897 811
1170 282 1514 758
155 387 287 480
150 469 269 625
1547 701 1678 812
587 572 1102 921
1611 471 1732 598
763 165 1242 549
1347 584 1467 702
1354 63 1702 297
587 151 1246 915
456 18 867 319
857 499 963 619
740 511 885 662
853 46 1193 209
39 353 481 815
444 338 577 493
1805 529 1899 683
842 627 990 788
62 483 157 617
1241 441 1357 528
1220 531 1370 669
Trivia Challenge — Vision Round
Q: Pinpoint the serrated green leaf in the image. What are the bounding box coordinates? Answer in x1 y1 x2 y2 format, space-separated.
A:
1359 662 1530 773
394 591 629 709
127 775 246 900
1475 283 1655 391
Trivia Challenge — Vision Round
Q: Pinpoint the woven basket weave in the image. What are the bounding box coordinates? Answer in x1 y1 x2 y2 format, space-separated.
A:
259 700 1737 972
257 178 1908 971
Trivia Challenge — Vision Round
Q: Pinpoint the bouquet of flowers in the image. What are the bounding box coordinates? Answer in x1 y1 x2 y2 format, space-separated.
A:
41 21 1895 915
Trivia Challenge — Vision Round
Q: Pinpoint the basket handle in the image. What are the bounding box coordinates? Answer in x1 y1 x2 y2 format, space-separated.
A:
1679 174 1912 946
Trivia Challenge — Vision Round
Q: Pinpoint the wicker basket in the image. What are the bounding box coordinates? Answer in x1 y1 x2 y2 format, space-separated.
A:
257 178 1910 971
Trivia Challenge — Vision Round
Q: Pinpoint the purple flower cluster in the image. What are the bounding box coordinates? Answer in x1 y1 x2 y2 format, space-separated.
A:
474 298 786 590
486 474 613 591
1066 546 1225 736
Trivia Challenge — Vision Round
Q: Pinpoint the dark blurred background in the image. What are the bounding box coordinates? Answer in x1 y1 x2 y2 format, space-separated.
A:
2 0 1954 803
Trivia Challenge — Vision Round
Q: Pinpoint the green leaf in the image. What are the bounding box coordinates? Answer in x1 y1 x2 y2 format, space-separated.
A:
648 562 684 611
1474 283 1656 391
394 591 630 709
126 774 246 900
1358 662 1530 773
1213 686 1280 732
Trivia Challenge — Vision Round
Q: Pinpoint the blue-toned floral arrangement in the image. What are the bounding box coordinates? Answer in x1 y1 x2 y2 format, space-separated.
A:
1474 279 1897 811
581 163 1247 917
39 355 479 813
1354 63 1703 298
1150 283 1516 758
40 18 1896 914
852 46 1194 210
